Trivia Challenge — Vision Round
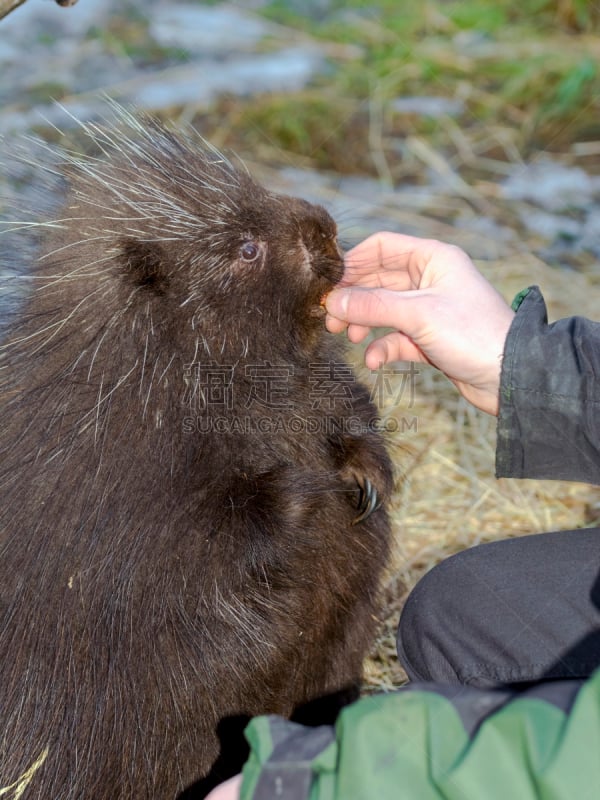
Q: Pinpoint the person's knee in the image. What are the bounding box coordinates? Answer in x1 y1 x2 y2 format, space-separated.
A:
397 547 490 684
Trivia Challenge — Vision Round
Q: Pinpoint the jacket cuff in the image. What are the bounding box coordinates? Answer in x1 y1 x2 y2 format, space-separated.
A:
496 285 600 483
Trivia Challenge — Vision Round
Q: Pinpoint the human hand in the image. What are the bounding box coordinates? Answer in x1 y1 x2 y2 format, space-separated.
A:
205 774 242 800
325 233 515 416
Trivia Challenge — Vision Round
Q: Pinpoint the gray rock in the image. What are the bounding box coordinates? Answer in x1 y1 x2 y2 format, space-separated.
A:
519 209 582 240
0 39 19 63
131 47 325 110
149 4 269 54
0 101 100 134
1 0 110 37
391 96 465 118
579 213 600 259
502 161 597 212
455 214 517 244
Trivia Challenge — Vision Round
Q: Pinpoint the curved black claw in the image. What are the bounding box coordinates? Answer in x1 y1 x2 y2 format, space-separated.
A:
352 477 380 525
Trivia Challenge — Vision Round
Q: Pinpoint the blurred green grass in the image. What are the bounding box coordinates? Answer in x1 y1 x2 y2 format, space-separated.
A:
202 0 600 175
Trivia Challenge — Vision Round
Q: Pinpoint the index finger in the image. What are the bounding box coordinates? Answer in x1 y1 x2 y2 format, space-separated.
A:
342 232 445 290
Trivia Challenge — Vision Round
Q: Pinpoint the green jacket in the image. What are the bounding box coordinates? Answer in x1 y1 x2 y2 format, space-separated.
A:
240 670 599 799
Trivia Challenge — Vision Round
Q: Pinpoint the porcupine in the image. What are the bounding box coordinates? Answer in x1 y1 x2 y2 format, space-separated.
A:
0 108 393 799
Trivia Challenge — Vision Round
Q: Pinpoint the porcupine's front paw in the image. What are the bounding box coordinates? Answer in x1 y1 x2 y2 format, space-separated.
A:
330 432 394 525
353 474 380 524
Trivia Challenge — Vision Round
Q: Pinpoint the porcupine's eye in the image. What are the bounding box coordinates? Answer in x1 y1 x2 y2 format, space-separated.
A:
240 241 260 262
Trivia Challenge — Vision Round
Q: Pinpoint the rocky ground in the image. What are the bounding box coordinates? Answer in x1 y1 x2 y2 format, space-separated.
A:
2 0 600 275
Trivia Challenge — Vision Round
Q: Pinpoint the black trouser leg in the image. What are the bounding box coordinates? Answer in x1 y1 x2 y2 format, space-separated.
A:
397 528 600 688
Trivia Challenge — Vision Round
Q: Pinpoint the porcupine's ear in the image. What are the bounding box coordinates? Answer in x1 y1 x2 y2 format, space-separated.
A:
119 237 169 296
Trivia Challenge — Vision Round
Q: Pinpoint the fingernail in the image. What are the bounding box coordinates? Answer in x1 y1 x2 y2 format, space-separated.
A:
326 289 349 317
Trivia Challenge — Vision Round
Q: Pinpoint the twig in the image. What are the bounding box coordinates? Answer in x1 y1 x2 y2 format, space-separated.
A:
368 84 394 187
1 0 79 21
0 0 27 22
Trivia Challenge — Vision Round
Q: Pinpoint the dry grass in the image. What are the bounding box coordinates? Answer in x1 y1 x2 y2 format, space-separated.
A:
240 41 600 686
357 253 600 691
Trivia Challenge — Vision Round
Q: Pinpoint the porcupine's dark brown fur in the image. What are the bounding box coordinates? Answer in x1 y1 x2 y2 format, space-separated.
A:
0 108 393 799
